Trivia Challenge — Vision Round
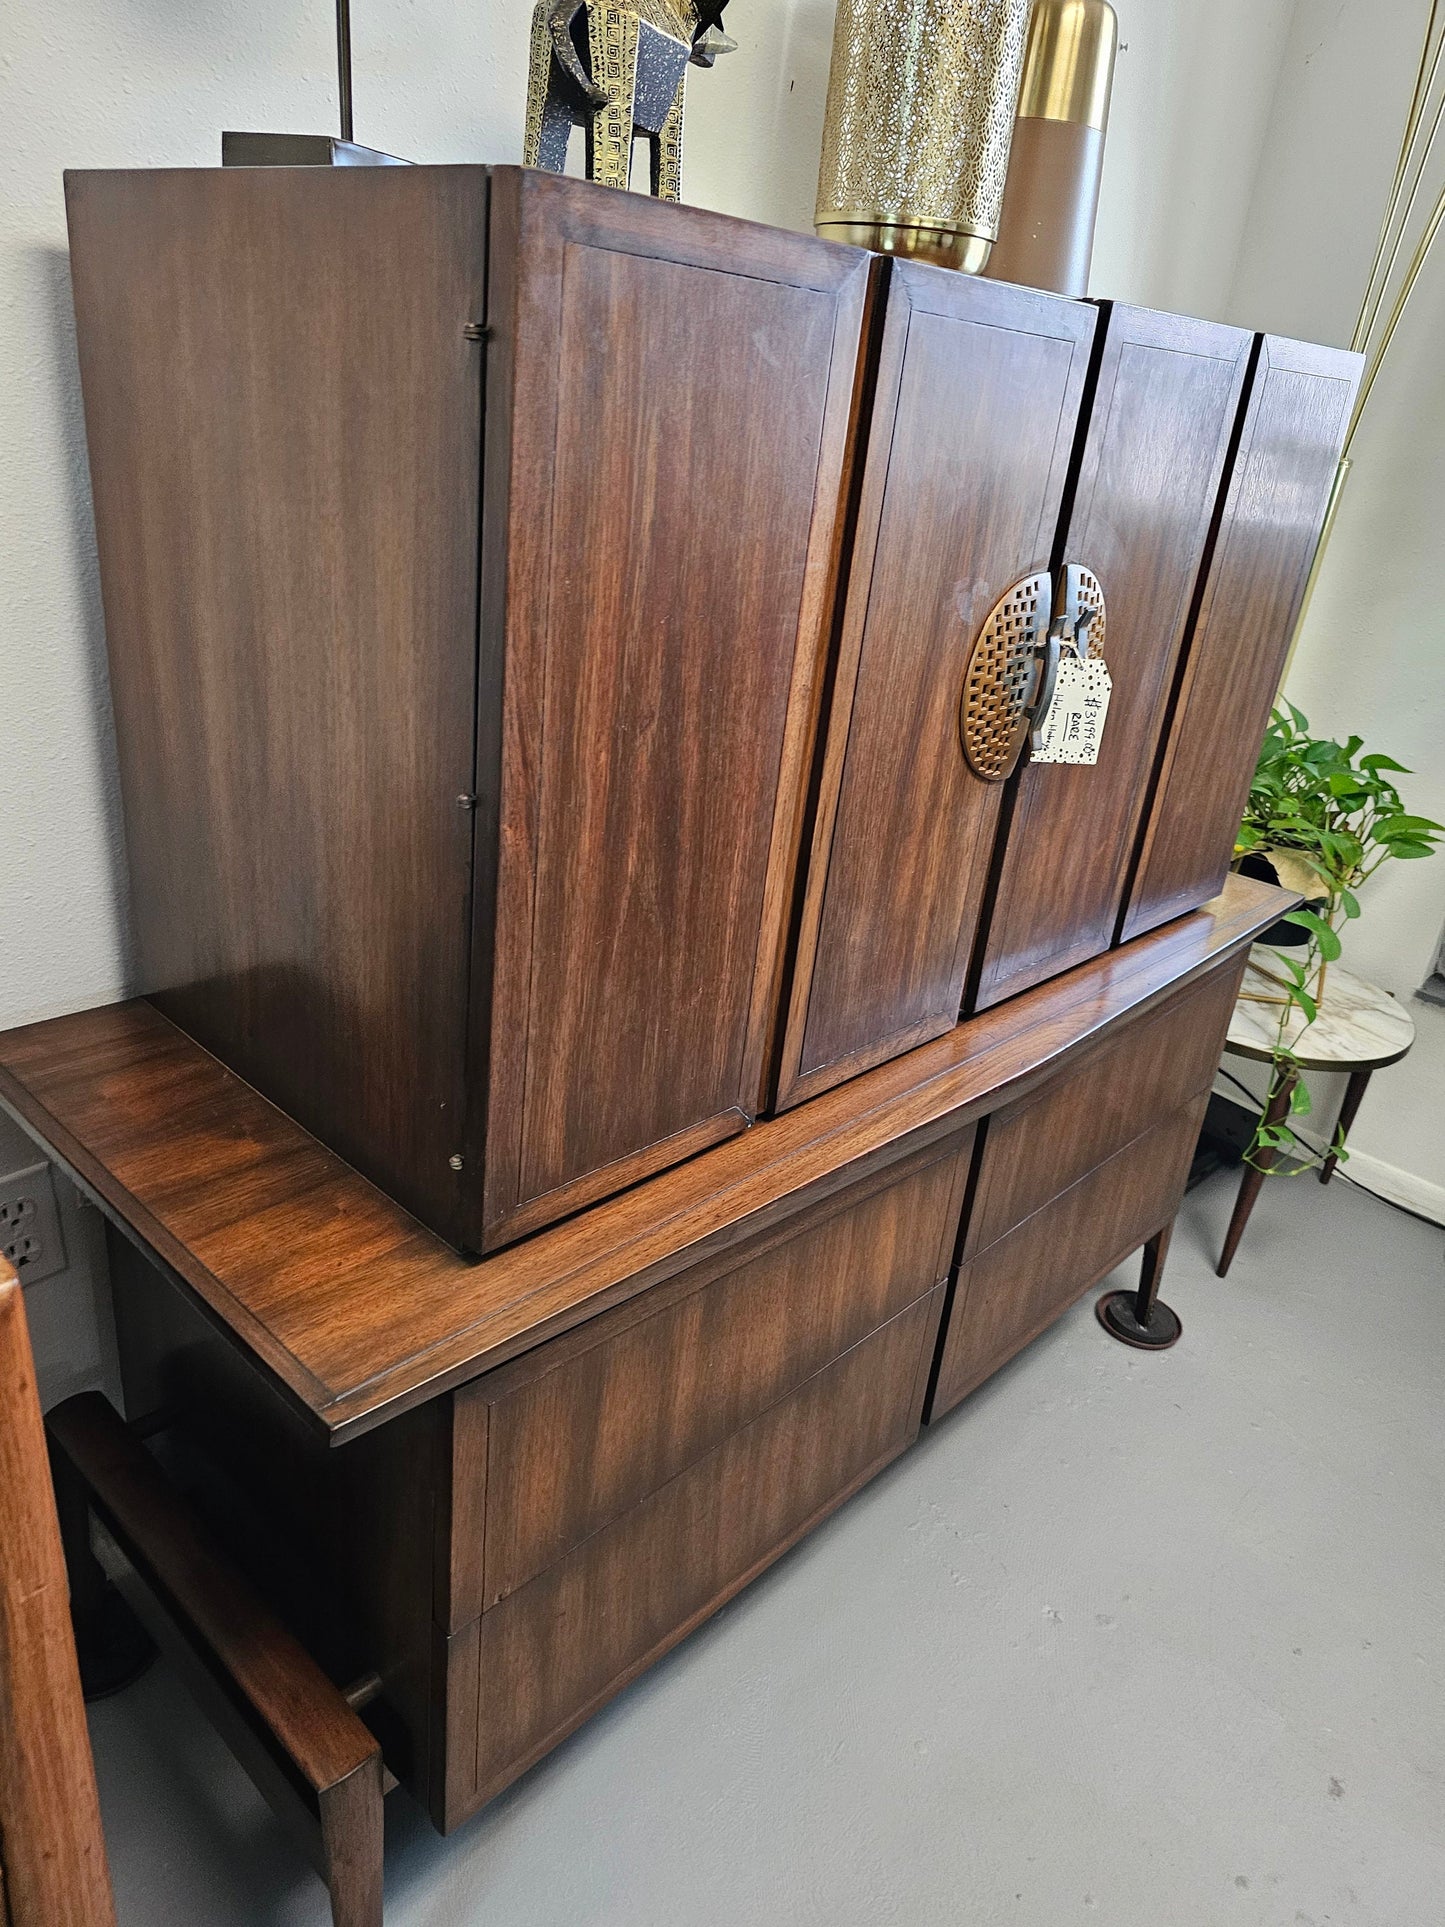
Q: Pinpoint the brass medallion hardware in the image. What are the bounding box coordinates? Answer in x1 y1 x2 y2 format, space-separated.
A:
959 570 1053 781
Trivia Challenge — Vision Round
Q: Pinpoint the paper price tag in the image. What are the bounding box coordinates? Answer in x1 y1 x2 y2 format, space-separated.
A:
1033 653 1112 765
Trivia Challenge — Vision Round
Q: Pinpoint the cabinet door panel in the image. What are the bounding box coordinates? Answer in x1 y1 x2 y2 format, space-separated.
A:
972 308 1251 1009
1121 336 1363 941
932 1092 1209 1419
776 265 1094 1109
479 172 869 1246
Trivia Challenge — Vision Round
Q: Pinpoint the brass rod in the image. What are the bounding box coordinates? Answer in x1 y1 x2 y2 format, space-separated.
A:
1353 0 1443 347
1357 46 1445 354
1277 454 1352 690
1351 175 1445 438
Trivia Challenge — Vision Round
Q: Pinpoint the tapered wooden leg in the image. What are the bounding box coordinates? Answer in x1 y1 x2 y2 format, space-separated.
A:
1319 1067 1371 1185
319 1759 385 1927
1097 1219 1183 1350
1217 1064 1297 1277
585 5 639 189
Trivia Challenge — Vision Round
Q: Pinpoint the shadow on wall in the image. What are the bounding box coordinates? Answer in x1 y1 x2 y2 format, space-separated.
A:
35 242 136 993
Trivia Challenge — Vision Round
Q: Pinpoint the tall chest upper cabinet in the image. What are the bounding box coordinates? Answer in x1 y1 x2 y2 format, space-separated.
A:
65 165 869 1251
774 259 1359 1106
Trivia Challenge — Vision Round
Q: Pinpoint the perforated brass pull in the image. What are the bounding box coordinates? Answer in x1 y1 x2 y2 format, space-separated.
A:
1058 562 1106 661
959 571 1053 782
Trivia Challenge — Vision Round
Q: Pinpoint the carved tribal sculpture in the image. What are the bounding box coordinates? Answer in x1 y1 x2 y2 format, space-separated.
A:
524 0 735 200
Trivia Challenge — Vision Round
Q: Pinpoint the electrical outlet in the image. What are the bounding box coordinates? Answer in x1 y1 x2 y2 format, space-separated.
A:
0 1161 68 1285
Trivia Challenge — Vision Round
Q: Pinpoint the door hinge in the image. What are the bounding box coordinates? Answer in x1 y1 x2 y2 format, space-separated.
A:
462 322 489 341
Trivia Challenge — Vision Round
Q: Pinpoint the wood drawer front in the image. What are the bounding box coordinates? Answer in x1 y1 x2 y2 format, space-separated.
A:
470 1136 972 1614
773 265 1094 1110
932 1093 1208 1420
965 958 1243 1255
458 1295 940 1818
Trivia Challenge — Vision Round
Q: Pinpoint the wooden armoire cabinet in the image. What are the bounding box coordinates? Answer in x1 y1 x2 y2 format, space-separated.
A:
13 160 1365 1910
66 165 868 1253
67 163 1358 1241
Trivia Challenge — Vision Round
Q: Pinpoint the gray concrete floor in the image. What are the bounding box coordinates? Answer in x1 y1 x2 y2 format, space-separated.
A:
88 1166 1445 1926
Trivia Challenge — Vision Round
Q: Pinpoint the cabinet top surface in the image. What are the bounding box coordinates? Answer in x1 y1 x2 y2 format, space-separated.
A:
0 874 1288 1444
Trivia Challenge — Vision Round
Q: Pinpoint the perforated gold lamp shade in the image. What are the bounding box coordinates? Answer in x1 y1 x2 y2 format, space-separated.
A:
815 0 1034 274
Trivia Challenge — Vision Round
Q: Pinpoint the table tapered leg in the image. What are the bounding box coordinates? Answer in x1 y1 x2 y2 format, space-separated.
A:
1217 1065 1298 1277
1096 1221 1182 1350
1319 1067 1372 1185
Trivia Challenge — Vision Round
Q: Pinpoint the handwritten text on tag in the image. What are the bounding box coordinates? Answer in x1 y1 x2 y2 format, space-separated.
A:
1033 654 1112 765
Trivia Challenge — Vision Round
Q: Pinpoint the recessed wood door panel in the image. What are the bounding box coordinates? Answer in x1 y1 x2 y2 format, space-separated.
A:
931 1091 1209 1419
1121 336 1363 941
461 1295 940 1815
965 953 1244 1255
469 1132 971 1612
775 265 1094 1110
972 307 1252 1010
479 171 870 1245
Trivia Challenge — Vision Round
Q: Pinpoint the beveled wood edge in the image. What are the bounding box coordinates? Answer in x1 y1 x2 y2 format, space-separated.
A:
0 875 1295 1446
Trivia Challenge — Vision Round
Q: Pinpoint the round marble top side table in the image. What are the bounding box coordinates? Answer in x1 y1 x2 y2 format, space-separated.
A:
1216 955 1415 1277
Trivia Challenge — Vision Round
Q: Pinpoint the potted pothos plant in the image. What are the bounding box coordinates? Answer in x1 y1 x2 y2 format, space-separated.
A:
1233 703 1443 1172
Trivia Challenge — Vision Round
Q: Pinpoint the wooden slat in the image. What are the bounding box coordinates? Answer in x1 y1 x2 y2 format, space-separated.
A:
0 1262 116 1927
0 873 1292 1443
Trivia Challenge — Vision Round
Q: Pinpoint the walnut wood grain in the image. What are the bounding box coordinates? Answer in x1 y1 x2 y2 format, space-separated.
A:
476 171 870 1245
930 1091 1211 1419
66 165 868 1257
1121 335 1363 942
0 1263 117 1927
65 164 488 1251
774 263 1094 1108
460 1294 941 1818
964 954 1244 1254
0 873 1292 1443
972 306 1252 1008
474 1133 971 1611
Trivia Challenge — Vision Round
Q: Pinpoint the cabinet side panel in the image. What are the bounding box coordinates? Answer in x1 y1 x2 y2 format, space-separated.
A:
973 309 1251 1009
781 267 1093 1103
1121 337 1362 942
65 167 487 1245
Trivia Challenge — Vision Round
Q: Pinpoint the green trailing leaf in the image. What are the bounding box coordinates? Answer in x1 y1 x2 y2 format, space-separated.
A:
1283 908 1342 961
1289 1080 1312 1116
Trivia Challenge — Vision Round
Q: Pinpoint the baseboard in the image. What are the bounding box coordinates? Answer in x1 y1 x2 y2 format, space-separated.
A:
1293 1126 1445 1225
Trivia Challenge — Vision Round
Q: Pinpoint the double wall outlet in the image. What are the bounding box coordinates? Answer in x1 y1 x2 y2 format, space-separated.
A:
0 1160 68 1285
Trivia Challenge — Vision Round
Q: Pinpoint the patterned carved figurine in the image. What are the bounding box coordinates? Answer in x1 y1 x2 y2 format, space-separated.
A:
524 0 735 200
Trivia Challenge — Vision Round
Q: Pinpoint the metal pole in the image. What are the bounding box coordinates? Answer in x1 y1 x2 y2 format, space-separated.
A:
337 0 354 142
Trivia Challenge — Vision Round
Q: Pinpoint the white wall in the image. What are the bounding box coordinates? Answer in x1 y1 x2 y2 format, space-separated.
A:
1 1 1438 1401
1223 0 1445 1218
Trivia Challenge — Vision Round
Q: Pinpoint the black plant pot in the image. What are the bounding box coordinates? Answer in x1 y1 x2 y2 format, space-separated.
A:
1237 851 1325 945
